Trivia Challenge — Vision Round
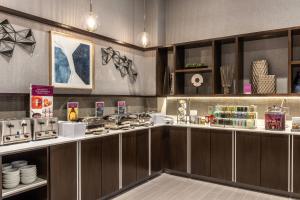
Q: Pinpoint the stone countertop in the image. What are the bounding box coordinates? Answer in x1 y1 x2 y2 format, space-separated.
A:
0 122 298 156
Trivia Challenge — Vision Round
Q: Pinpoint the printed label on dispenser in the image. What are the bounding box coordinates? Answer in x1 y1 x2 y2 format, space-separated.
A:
67 102 79 121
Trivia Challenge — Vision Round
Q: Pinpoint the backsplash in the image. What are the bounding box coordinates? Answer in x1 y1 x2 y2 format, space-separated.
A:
166 97 300 120
0 94 158 120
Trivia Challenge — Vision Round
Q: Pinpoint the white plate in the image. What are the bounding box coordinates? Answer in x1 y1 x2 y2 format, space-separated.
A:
11 160 28 168
21 177 36 185
3 182 19 189
3 168 20 176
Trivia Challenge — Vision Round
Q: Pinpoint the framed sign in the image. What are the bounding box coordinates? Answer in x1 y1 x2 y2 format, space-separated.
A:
50 31 94 89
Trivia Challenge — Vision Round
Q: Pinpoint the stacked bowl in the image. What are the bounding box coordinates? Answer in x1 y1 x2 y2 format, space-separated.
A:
20 165 37 184
2 168 20 189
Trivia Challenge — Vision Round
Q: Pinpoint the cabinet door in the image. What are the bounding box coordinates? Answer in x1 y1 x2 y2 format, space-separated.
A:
294 136 300 194
101 135 119 197
136 129 149 181
81 138 102 200
50 142 77 200
151 127 165 173
211 129 232 181
236 132 260 186
122 132 137 187
261 134 288 191
168 127 187 172
191 128 210 177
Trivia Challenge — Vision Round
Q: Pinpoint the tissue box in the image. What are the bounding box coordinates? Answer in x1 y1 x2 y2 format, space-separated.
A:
59 121 86 138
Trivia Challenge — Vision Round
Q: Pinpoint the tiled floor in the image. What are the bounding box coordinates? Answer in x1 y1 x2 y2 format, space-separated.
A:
113 174 293 200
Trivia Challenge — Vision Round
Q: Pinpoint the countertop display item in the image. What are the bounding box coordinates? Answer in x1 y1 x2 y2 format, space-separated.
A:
292 117 300 132
244 83 252 94
59 121 86 138
220 65 234 94
150 113 174 125
189 110 198 124
250 59 269 94
0 119 32 145
185 63 207 68
67 102 79 121
211 105 257 129
0 19 36 57
191 74 203 87
32 117 58 140
265 106 286 131
117 101 126 115
50 31 94 90
102 47 137 83
293 71 300 93
95 101 105 117
30 85 54 118
257 75 276 94
177 99 189 124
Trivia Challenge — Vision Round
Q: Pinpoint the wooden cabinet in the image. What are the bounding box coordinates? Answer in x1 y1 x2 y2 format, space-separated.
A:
122 132 137 187
261 134 288 191
151 127 165 173
191 128 211 177
136 129 149 180
210 129 232 181
81 138 102 200
50 142 77 200
236 132 261 186
101 135 119 197
294 135 300 194
167 127 187 172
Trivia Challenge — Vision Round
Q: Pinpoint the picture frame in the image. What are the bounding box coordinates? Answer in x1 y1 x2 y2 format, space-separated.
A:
49 31 94 89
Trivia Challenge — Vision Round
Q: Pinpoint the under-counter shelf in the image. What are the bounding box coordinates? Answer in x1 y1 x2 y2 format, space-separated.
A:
2 178 47 199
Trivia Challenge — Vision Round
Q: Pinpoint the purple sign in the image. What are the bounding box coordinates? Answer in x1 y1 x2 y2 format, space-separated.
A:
31 85 53 96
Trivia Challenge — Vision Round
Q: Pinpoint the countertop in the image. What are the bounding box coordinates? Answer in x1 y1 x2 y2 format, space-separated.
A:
0 122 298 156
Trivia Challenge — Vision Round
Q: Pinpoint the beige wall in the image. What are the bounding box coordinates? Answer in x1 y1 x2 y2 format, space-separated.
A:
0 0 165 47
165 0 300 44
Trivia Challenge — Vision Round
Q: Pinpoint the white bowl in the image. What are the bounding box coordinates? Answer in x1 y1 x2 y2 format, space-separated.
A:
3 182 19 189
3 168 20 176
3 175 20 181
21 177 36 184
11 160 28 168
2 163 12 171
3 179 20 184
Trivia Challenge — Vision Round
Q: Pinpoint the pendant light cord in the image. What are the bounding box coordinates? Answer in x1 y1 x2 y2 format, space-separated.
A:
143 0 146 32
90 0 93 12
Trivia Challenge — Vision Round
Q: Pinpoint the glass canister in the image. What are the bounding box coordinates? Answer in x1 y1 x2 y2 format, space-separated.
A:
265 106 286 131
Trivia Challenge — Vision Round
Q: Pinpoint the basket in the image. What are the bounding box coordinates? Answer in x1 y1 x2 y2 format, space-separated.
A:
257 75 276 94
250 60 268 94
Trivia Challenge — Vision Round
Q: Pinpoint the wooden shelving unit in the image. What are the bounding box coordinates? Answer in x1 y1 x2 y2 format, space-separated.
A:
157 26 300 97
2 178 47 199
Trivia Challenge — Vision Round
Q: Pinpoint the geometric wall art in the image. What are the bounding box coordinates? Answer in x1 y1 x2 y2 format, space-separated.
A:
50 31 94 89
101 47 138 83
0 19 36 57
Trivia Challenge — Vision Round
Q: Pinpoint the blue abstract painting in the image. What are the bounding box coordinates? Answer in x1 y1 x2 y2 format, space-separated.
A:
55 47 71 83
72 44 90 85
51 32 93 89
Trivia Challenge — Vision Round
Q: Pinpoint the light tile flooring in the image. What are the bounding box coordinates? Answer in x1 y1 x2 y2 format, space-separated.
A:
113 174 294 200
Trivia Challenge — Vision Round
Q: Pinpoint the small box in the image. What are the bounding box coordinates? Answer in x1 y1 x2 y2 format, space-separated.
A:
59 121 86 138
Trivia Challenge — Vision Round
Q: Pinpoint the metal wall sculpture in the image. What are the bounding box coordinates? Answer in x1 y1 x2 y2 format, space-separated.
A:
0 19 36 57
101 47 138 83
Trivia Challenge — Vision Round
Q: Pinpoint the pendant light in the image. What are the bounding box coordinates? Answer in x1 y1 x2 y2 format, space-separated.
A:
139 0 150 47
85 0 98 32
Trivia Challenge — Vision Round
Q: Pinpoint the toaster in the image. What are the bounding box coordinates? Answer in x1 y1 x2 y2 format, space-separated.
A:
32 117 58 140
0 119 32 145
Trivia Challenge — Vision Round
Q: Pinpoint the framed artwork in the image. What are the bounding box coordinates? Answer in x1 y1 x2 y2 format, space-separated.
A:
50 31 94 89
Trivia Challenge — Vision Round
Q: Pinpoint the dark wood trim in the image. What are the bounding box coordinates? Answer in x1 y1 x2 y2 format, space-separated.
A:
0 6 159 52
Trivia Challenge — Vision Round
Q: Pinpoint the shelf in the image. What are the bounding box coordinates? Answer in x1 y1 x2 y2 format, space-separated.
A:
175 68 212 73
291 61 300 65
167 93 300 98
2 178 47 199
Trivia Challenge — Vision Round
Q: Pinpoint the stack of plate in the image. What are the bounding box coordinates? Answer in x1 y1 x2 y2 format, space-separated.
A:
2 163 12 171
20 165 37 184
2 168 20 189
